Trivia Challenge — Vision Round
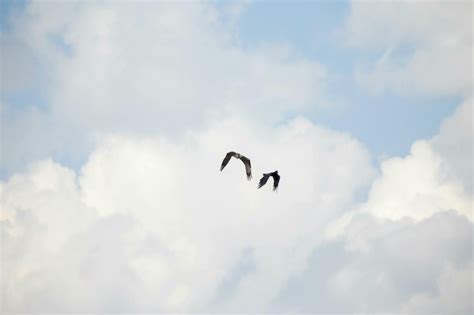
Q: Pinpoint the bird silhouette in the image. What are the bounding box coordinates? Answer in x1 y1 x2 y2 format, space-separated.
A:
258 171 280 191
220 151 252 180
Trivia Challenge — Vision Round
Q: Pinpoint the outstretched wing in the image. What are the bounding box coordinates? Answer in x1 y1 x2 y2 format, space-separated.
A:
258 174 270 189
272 173 280 191
240 155 252 180
220 152 236 171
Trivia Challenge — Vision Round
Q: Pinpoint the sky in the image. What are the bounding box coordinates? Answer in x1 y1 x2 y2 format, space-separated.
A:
0 0 472 313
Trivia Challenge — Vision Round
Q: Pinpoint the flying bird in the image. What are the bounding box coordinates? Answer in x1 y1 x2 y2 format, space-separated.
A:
220 151 252 180
258 171 280 191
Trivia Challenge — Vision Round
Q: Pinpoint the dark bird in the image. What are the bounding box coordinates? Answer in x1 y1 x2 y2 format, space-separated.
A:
220 151 252 180
258 171 280 191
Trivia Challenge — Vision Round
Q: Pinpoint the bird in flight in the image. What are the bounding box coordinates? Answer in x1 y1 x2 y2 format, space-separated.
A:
258 171 280 191
220 151 252 180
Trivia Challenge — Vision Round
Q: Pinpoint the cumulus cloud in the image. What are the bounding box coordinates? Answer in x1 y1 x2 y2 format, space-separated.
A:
352 98 472 222
431 98 473 194
1 1 472 313
1 1 328 176
277 211 472 313
346 1 472 96
1 117 375 312
311 98 473 313
401 262 473 313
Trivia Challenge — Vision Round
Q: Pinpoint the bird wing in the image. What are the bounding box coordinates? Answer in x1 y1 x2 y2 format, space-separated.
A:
240 155 252 180
220 152 236 171
272 173 280 191
258 174 270 189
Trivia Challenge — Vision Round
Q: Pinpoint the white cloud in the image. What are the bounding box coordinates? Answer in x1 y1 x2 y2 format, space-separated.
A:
1 1 329 177
328 211 473 313
312 98 473 312
8 1 326 130
431 97 474 193
1 1 472 312
402 262 473 313
345 98 472 223
347 1 472 96
358 139 471 221
275 210 472 313
1 117 375 312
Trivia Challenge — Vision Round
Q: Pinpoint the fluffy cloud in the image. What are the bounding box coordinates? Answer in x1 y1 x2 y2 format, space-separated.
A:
276 211 472 313
1 1 472 312
431 98 473 194
1 117 375 312
352 98 472 222
347 1 472 96
402 262 473 313
308 98 473 312
50 2 326 127
1 1 328 176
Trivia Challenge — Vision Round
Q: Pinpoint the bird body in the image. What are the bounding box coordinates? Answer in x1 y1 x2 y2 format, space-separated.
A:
258 170 280 191
220 151 252 180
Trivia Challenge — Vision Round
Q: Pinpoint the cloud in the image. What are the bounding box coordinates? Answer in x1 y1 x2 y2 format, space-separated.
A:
431 97 473 194
401 262 473 313
1 1 328 176
50 1 326 128
1 117 375 312
1 1 472 312
339 98 472 223
306 98 474 312
346 1 472 96
277 211 472 313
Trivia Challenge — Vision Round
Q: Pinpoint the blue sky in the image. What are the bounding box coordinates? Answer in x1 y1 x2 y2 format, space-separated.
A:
1 1 472 313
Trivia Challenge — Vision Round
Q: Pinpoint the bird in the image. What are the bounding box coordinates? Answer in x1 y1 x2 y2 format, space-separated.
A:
258 171 280 191
220 151 252 180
